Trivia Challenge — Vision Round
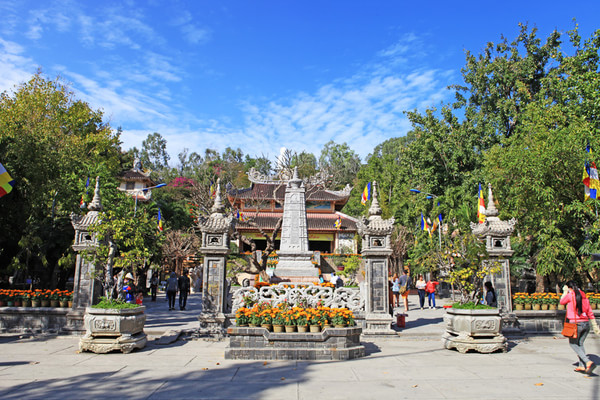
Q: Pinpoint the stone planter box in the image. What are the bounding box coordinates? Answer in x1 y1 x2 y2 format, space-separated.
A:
225 326 365 360
509 309 600 334
79 306 147 354
442 308 507 353
0 306 69 333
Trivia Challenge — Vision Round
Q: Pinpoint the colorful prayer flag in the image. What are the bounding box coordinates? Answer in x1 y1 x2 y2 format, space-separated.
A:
478 183 486 223
421 213 430 232
80 176 90 207
583 145 599 200
209 181 216 198
0 162 15 198
235 210 247 222
334 216 342 229
157 208 164 232
361 182 372 205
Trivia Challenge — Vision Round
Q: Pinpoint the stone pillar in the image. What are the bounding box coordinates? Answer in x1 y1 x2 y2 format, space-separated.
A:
471 184 517 314
357 181 395 335
197 179 234 335
66 176 103 332
275 167 317 280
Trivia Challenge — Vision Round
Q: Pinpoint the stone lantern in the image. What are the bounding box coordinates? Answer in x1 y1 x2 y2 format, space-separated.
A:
67 176 103 331
197 179 234 334
470 184 517 313
357 181 395 335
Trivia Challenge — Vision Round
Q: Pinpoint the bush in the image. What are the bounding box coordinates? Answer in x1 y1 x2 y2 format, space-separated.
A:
92 297 140 309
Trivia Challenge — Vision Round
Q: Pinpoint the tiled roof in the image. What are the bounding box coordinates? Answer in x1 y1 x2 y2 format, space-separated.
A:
121 169 154 182
228 183 351 202
236 212 357 232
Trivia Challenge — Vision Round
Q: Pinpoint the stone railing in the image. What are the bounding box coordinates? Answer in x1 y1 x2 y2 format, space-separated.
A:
230 283 365 313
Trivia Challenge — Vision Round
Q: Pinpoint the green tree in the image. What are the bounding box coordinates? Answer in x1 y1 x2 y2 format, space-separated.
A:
318 141 361 190
0 73 121 286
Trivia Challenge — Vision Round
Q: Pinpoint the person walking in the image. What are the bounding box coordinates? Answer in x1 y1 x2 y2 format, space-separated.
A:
425 278 439 309
178 269 191 311
484 281 497 307
391 273 400 308
150 273 158 302
166 272 178 311
415 275 427 310
398 270 411 312
560 281 600 374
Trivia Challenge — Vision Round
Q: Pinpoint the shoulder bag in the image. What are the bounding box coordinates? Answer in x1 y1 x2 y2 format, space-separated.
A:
561 311 578 339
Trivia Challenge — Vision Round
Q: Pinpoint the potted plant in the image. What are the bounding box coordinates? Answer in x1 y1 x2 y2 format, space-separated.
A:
296 309 309 332
50 290 61 307
512 293 527 310
40 290 51 307
271 308 285 333
530 293 542 310
235 307 250 327
59 291 72 307
248 306 261 327
284 307 296 332
437 231 507 353
308 308 321 332
547 293 559 310
259 308 273 331
79 297 147 354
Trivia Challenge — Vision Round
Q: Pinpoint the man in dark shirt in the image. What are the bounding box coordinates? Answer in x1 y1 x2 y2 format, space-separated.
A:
178 269 191 311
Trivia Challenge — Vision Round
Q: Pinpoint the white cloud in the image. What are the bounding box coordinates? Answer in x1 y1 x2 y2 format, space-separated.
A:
0 38 36 93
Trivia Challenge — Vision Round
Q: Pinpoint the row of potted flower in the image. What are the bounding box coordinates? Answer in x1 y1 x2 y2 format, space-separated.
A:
253 280 336 290
0 289 73 308
512 292 600 310
235 302 355 333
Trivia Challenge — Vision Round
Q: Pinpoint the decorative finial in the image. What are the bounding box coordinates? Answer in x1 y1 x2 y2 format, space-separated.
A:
486 183 498 217
87 176 102 211
211 178 224 214
288 166 302 189
368 181 382 218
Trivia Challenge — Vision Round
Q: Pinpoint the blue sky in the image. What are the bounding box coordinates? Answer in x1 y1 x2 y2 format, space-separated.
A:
1 0 599 165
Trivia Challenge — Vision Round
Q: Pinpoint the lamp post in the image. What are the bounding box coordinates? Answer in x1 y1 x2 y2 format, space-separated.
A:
134 183 167 216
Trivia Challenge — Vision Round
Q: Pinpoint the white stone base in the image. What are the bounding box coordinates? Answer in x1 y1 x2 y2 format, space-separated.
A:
442 332 507 354
79 332 147 354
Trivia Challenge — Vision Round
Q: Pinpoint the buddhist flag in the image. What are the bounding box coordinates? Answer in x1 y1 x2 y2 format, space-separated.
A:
157 208 164 232
334 216 342 229
421 213 430 232
0 162 15 198
478 183 486 223
236 210 246 222
209 181 216 198
361 182 372 205
583 145 599 200
80 176 90 208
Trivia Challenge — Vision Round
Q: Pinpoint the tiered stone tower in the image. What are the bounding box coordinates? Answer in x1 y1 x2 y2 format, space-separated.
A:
470 184 517 313
198 179 235 335
357 181 395 335
67 176 103 331
274 167 317 280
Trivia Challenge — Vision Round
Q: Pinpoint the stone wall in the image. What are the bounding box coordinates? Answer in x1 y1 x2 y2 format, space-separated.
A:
0 307 70 333
225 326 365 360
507 310 600 334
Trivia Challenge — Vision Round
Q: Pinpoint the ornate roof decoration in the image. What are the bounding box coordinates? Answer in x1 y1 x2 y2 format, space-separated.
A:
71 176 102 230
198 178 234 233
470 184 517 237
357 181 395 235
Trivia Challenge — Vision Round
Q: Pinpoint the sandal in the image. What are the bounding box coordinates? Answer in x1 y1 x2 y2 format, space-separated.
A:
585 362 596 375
574 367 586 373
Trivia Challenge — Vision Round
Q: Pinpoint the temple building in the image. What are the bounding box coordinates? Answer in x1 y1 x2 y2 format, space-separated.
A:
118 159 156 203
226 168 358 253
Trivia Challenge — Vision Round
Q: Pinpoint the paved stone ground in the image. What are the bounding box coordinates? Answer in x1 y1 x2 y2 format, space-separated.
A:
1 292 599 399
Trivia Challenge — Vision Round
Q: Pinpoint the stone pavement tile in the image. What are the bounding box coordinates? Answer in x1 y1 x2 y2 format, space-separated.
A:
297 380 442 399
427 377 594 399
148 379 299 400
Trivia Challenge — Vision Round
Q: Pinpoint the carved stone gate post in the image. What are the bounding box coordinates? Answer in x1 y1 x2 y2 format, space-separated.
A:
358 181 395 335
470 184 517 314
66 176 103 332
197 180 234 335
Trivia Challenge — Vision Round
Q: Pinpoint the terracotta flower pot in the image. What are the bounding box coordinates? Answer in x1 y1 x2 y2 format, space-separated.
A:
31 300 40 307
532 304 541 310
273 325 284 333
297 325 308 333
515 304 524 311
524 303 532 310
60 300 69 307
285 325 296 333
541 304 549 310
557 304 566 310
309 325 321 333
41 300 50 307
261 324 272 331
50 300 59 308
548 304 557 310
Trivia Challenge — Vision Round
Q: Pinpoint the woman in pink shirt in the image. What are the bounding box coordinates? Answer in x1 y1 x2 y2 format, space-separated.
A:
560 281 600 374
